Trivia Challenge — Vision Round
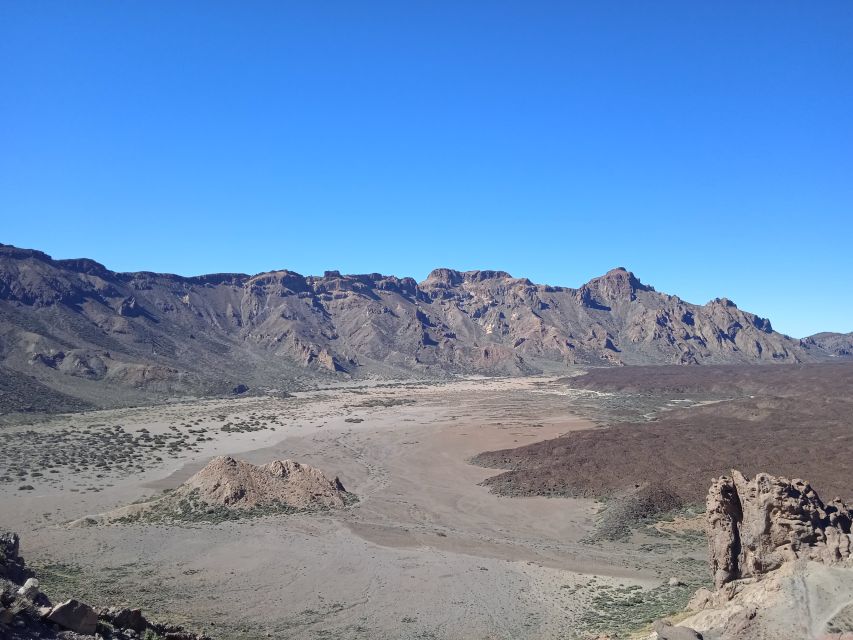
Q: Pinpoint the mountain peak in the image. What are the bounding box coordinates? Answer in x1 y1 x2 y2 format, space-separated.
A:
708 297 738 308
421 268 512 288
422 268 464 287
579 267 653 303
599 267 648 287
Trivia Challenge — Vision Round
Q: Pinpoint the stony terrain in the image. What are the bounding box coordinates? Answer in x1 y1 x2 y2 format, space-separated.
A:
1 531 210 639
2 242 847 414
1 377 715 639
2 368 851 638
2 347 851 638
473 363 853 508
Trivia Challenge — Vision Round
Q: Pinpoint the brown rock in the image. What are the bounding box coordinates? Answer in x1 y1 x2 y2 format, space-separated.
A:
176 456 349 510
0 607 14 625
707 470 853 588
110 607 149 632
653 620 703 639
0 532 26 584
46 599 98 635
15 577 39 600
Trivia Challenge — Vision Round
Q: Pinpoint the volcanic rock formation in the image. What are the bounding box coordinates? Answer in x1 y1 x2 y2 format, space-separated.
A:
176 456 349 510
707 470 853 589
656 471 853 640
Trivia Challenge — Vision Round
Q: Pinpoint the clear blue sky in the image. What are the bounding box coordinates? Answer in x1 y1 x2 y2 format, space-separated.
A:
2 2 851 338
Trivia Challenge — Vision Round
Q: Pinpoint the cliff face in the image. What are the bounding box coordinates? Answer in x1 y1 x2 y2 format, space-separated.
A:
0 243 842 409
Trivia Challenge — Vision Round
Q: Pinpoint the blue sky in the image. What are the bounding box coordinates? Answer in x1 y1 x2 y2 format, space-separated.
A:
1 2 851 338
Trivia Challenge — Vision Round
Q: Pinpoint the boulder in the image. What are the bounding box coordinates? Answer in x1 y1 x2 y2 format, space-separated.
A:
0 532 27 583
109 606 149 632
46 599 98 635
707 470 853 588
653 620 703 639
677 472 853 639
16 577 39 600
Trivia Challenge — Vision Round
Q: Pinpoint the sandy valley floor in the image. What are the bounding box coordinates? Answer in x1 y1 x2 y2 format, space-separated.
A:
0 377 703 639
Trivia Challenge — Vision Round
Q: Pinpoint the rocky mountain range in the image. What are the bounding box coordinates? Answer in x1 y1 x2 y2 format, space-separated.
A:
0 242 846 412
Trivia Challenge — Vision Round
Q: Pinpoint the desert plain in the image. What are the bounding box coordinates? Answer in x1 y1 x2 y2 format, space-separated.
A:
0 375 711 639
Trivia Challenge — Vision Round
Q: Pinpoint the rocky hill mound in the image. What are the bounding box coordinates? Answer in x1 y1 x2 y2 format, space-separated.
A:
175 456 349 510
1 242 847 412
71 457 355 526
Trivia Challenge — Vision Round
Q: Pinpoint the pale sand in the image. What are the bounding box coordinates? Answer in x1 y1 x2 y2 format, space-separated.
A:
0 377 666 639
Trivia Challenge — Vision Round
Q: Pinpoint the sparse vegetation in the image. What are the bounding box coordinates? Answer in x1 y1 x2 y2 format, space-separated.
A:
576 572 708 638
351 397 416 408
115 488 359 526
0 423 202 490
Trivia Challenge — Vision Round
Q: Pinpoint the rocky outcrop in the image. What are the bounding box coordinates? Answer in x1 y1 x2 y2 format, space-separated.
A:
67 457 353 527
676 558 853 640
105 606 148 632
0 530 212 639
175 456 349 510
707 470 853 588
657 472 853 640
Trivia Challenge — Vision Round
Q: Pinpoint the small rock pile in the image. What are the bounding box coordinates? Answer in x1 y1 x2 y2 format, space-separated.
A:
1 531 212 639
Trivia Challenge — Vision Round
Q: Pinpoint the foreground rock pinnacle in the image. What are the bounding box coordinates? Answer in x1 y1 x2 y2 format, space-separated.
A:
706 469 853 589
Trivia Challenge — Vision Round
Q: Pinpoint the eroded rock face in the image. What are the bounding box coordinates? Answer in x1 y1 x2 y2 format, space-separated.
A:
707 470 853 588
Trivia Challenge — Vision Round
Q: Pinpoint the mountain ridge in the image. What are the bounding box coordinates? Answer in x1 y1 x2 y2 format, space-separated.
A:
0 242 846 412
